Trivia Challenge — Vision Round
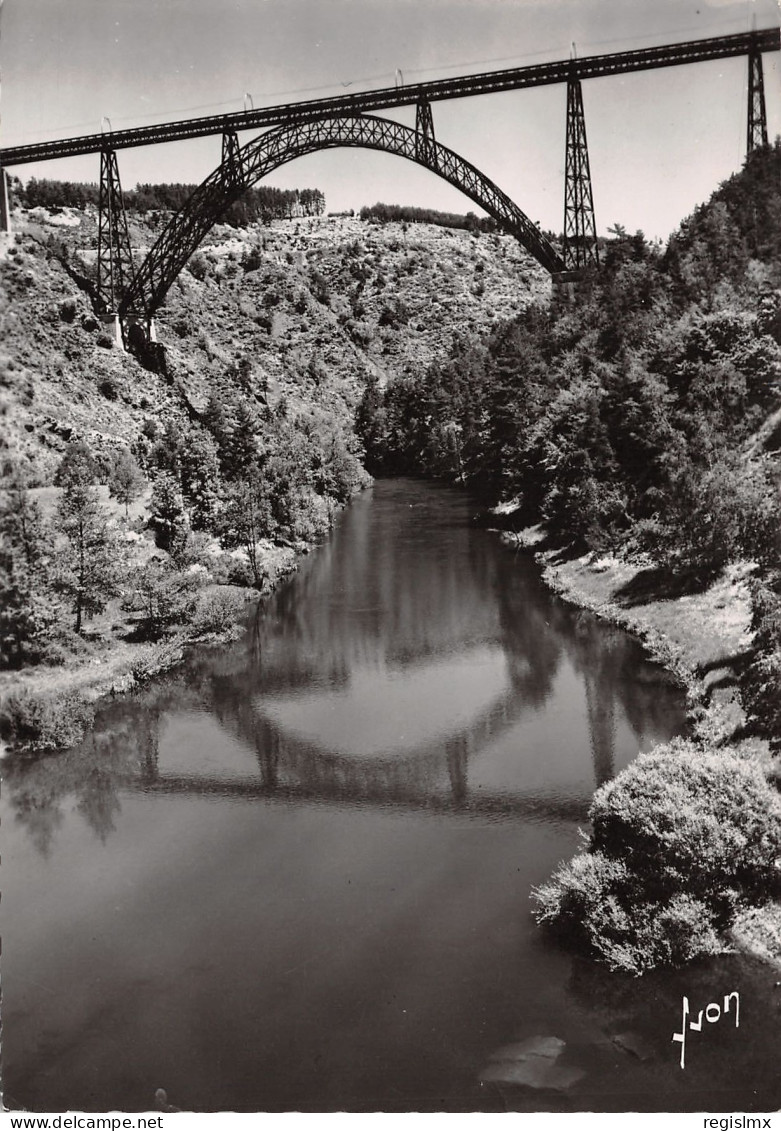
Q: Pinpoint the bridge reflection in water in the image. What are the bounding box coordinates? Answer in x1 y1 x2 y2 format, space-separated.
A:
5 482 687 856
113 480 682 832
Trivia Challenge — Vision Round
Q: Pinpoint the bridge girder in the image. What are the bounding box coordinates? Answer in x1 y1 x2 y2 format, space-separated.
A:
119 113 564 324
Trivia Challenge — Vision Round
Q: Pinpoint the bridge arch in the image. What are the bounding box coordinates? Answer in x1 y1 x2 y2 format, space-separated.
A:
119 113 563 322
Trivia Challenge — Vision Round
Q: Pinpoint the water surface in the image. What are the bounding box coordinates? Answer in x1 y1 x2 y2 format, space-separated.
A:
3 480 779 1112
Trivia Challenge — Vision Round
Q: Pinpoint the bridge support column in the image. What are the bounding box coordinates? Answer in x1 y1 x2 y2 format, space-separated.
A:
97 148 135 314
222 130 246 190
747 43 769 153
415 96 437 168
0 169 11 233
563 76 598 271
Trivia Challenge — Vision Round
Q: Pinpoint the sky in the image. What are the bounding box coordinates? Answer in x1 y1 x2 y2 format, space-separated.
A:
1 0 779 240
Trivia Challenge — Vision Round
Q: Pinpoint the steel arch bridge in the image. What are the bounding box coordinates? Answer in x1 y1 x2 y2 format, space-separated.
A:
119 113 563 327
1 26 775 340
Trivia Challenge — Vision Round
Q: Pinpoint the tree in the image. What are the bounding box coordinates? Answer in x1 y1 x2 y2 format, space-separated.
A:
0 480 49 666
150 419 184 477
220 398 260 480
740 572 781 749
55 440 99 487
53 480 120 634
128 557 202 640
179 431 221 531
219 472 275 587
203 392 230 447
149 472 188 557
108 449 145 518
355 377 390 474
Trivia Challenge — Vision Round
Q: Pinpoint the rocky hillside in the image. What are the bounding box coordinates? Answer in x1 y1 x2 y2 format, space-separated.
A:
0 206 549 484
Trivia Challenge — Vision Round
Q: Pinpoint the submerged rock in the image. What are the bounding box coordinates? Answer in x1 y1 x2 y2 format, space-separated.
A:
610 1030 654 1061
479 1034 586 1092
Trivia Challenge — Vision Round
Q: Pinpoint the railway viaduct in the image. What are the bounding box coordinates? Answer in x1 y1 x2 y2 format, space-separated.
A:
1 26 777 345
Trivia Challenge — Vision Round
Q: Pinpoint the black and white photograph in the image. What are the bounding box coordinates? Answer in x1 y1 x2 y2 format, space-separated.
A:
1 0 781 1120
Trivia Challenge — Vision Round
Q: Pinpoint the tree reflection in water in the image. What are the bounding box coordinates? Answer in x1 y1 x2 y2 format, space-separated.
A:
5 480 686 853
5 713 150 854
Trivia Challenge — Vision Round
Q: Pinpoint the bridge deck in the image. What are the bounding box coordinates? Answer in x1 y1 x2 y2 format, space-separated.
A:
2 27 778 168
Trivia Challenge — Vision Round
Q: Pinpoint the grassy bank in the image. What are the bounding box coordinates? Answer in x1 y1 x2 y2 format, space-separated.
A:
508 535 781 972
534 547 762 750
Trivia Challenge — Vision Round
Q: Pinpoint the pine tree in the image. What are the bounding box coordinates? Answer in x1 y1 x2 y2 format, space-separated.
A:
53 480 120 634
108 449 146 519
221 398 259 480
149 471 188 556
0 480 48 666
150 420 184 477
180 431 221 531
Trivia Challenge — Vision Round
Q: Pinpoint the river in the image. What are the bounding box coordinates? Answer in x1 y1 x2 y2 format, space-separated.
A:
3 480 779 1113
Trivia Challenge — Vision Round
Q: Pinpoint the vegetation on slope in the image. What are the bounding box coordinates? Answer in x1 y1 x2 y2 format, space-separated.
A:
13 176 326 224
357 142 781 972
359 201 497 233
0 201 546 486
0 196 546 750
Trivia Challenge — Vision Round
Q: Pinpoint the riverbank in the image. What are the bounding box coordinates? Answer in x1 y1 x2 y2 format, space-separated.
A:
535 547 762 751
502 531 781 969
498 526 765 744
0 542 299 756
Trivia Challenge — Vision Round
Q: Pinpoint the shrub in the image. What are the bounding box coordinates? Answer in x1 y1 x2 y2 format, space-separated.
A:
651 457 780 579
533 741 781 973
740 575 781 749
187 252 209 281
191 588 248 636
98 377 118 400
125 559 202 640
309 270 331 305
533 850 631 949
590 742 781 910
0 690 95 752
281 486 333 542
241 246 262 272
594 893 722 975
225 556 256 587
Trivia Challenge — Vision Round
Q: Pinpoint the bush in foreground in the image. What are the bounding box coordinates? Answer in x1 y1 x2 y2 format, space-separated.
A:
0 690 95 752
533 741 781 974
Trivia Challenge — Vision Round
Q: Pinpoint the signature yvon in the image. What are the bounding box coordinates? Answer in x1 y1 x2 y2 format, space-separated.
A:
672 992 739 1069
